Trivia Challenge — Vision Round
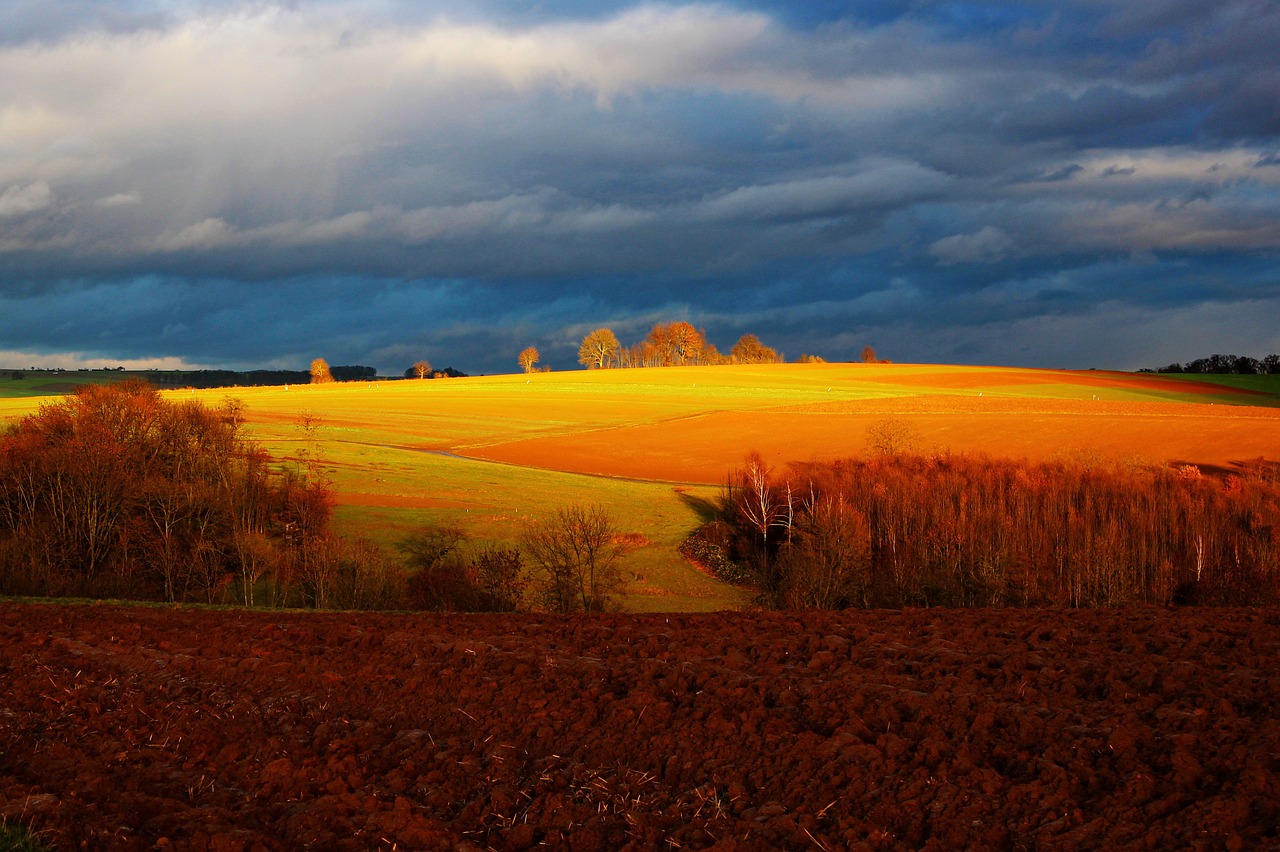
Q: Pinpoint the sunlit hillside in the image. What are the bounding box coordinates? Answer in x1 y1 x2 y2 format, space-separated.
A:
2 363 1277 611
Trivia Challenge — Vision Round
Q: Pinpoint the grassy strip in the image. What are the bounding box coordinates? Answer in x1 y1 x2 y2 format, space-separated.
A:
0 821 51 852
1150 373 1280 397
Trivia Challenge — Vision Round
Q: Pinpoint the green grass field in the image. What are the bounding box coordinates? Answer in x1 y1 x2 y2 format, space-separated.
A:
1149 372 1280 396
0 369 140 398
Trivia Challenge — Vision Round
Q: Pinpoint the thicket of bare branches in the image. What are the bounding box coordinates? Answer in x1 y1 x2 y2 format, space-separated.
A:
0 382 335 604
398 525 526 612
520 504 625 612
718 450 1280 609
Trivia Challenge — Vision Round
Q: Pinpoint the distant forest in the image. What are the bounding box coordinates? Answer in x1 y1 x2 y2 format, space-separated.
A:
1143 353 1280 375
146 366 377 388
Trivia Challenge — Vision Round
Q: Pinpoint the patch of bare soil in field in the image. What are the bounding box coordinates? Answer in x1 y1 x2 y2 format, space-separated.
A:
2 603 1278 850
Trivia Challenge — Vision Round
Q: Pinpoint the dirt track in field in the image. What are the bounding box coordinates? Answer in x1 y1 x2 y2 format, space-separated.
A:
3 602 1278 850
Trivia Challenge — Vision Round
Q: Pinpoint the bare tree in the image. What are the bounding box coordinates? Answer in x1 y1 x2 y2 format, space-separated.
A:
861 345 878 364
866 419 920 457
310 358 334 384
578 328 621 369
520 504 625 612
775 497 872 609
518 346 540 374
728 452 787 551
411 360 432 379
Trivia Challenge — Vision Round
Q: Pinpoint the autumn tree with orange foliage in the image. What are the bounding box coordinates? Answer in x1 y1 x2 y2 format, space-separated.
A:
576 322 773 369
310 357 334 383
645 321 706 366
730 333 782 364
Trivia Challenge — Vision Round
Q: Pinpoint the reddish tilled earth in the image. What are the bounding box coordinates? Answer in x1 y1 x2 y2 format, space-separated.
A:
2 602 1278 850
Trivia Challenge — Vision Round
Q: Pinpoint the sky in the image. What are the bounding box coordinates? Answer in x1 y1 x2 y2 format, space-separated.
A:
1 0 1278 375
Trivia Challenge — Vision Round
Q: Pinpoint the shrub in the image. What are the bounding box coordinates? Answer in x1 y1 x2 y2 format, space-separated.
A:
399 526 526 612
678 522 752 585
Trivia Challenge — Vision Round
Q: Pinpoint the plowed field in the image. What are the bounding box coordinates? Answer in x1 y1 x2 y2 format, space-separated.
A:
3 602 1278 850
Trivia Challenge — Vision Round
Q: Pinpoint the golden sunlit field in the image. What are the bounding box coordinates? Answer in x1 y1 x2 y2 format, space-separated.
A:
2 363 1277 611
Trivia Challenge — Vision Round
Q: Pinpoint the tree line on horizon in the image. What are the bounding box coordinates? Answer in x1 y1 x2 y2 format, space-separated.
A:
1143 353 1280 375
142 365 377 389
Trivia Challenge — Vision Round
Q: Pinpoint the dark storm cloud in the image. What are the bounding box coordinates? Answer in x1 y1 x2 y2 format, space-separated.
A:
0 0 1277 374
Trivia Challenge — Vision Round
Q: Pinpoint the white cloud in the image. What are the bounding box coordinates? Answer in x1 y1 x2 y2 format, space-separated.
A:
0 350 207 370
929 226 1014 264
696 160 953 223
94 191 140 207
255 211 374 246
157 217 235 251
156 211 380 250
0 180 52 217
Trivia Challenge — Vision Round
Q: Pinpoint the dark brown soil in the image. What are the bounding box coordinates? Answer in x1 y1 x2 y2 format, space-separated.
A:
2 603 1278 850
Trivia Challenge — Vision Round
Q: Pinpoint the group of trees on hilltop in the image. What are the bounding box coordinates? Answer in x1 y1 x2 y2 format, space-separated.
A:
1146 353 1280 375
689 448 1280 610
568 322 784 370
